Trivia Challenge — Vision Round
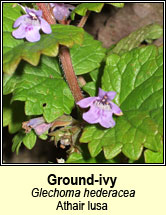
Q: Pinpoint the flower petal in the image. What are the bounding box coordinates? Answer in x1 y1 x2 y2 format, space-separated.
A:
98 88 107 98
27 117 45 128
35 10 42 17
25 8 36 15
34 123 52 135
12 25 26 39
110 101 123 116
25 27 41 42
107 91 116 100
40 18 52 34
83 105 100 124
25 7 31 14
25 8 42 18
99 110 116 128
53 6 67 20
51 3 74 20
13 15 28 28
77 97 98 108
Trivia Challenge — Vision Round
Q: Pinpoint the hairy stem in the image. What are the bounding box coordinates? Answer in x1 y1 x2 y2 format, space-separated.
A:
36 3 56 25
59 46 84 102
36 3 84 102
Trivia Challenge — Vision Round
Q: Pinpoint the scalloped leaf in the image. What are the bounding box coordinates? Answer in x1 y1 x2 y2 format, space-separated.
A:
3 3 84 75
111 24 163 54
3 55 74 123
70 32 106 75
80 45 163 162
71 3 104 20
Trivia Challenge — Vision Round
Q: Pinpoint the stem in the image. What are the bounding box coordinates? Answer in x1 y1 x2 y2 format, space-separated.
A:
59 46 84 102
36 3 84 103
77 11 91 28
36 3 56 24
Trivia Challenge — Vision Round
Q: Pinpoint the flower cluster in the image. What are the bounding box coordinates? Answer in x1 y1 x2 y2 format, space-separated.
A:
77 88 123 128
12 7 51 42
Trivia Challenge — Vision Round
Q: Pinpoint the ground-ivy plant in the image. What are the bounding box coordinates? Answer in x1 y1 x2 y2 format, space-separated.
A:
3 3 163 164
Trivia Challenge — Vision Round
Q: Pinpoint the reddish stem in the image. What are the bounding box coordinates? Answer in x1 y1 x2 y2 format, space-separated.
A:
36 3 84 102
36 3 56 24
59 46 84 102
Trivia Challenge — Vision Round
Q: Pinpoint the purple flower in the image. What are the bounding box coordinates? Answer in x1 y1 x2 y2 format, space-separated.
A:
50 3 75 21
12 7 52 42
23 117 53 135
77 88 123 128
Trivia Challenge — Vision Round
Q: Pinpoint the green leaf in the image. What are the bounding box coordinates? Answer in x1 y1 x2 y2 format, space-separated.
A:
120 111 162 160
80 112 157 161
3 95 26 134
108 3 124 8
66 153 97 163
3 95 12 127
23 130 36 150
103 46 163 108
104 143 123 160
89 69 100 82
3 3 24 54
83 82 96 97
70 32 106 75
66 152 118 163
3 55 74 122
149 107 163 132
3 3 84 75
111 24 163 54
71 3 104 19
80 45 163 161
144 148 163 163
83 68 103 96
12 131 25 154
12 130 37 153
71 3 124 20
80 125 114 158
38 133 48 140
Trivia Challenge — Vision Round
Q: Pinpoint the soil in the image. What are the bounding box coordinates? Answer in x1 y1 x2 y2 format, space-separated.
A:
85 3 163 47
3 3 163 164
